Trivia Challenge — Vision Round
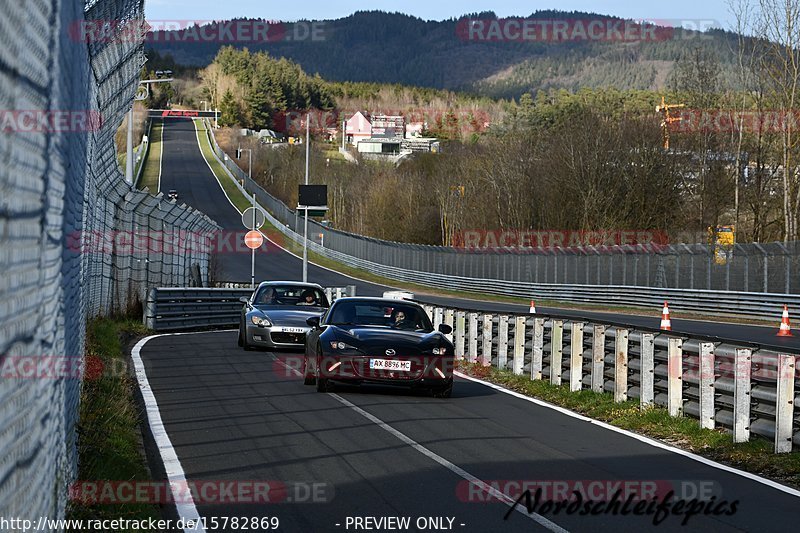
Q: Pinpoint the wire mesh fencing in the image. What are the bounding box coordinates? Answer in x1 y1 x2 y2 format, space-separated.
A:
0 0 219 525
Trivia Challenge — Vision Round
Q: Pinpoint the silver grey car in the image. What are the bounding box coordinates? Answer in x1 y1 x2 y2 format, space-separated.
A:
238 281 330 350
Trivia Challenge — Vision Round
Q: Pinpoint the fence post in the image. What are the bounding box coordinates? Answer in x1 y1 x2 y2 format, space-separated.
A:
615 328 629 402
481 314 493 366
640 333 655 409
775 354 796 453
733 348 751 443
468 313 478 363
433 307 443 330
570 322 584 392
668 338 683 417
699 342 715 430
591 325 605 393
513 316 525 375
347 284 356 297
497 315 509 370
455 311 466 360
444 309 454 342
335 287 342 300
550 319 563 386
532 317 544 380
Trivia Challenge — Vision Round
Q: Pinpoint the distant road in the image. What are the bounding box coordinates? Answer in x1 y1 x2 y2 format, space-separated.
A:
158 116 800 353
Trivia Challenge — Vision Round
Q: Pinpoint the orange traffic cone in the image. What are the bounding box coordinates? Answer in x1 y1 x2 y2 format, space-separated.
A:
778 304 793 337
529 300 537 314
660 301 672 331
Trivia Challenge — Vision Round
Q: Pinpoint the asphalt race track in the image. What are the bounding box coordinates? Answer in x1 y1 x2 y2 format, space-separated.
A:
137 118 800 532
137 332 800 532
158 117 800 354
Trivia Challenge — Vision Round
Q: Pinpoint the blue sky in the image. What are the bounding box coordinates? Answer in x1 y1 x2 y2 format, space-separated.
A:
145 0 735 29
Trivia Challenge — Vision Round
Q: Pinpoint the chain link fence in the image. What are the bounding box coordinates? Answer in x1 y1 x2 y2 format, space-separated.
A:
0 0 219 525
205 124 800 295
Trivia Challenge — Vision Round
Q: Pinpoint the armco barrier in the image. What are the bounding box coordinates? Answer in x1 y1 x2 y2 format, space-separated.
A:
144 286 356 331
201 119 799 322
415 301 798 453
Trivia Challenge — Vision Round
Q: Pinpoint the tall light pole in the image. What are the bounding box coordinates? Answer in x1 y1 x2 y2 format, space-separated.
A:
303 116 310 282
237 146 255 286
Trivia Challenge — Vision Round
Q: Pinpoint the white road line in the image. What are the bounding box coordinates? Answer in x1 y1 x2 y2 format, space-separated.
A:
454 371 800 498
132 335 206 533
271 355 568 532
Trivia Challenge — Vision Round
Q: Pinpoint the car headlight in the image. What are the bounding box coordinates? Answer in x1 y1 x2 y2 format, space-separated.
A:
251 315 272 327
330 341 359 350
432 347 447 355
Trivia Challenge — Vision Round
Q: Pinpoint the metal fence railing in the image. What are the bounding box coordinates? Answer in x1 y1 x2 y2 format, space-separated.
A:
205 122 800 295
200 123 797 321
144 286 356 331
416 302 798 453
0 1 219 525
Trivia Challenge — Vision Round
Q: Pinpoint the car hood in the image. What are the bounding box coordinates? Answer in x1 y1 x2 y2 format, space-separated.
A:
251 306 324 327
331 326 446 354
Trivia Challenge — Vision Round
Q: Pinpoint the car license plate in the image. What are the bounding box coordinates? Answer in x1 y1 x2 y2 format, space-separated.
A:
370 358 411 371
279 327 305 333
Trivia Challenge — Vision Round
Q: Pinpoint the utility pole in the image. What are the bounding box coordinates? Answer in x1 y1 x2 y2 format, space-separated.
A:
303 116 310 282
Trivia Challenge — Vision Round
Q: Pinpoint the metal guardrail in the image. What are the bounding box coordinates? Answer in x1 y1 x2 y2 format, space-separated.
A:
414 302 799 453
200 119 799 322
144 286 356 331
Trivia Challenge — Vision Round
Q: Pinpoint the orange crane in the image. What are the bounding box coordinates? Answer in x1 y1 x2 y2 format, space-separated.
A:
656 96 685 149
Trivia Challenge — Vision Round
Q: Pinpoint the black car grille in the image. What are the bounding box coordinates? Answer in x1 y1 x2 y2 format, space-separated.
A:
270 332 306 345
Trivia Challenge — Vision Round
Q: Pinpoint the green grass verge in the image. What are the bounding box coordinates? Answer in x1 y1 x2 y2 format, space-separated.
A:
139 121 163 193
458 362 800 489
193 119 253 212
67 318 158 530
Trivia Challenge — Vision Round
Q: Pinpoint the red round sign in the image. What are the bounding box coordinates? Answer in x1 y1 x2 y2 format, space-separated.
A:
244 230 264 250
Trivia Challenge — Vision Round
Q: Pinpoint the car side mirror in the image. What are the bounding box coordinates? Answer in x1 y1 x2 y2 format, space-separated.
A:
438 324 452 335
239 296 249 305
306 316 320 328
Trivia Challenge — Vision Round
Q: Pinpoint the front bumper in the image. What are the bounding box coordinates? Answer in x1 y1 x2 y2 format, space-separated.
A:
246 324 310 348
318 354 453 388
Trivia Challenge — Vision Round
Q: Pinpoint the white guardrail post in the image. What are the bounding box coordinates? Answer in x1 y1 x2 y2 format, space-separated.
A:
481 314 493 366
668 338 684 417
497 315 509 370
433 307 443 331
513 316 525 375
614 328 629 402
455 311 466 360
591 325 606 392
532 317 544 380
444 309 454 343
570 322 584 392
699 342 716 430
467 312 478 363
640 333 655 409
733 348 751 443
550 319 563 386
774 354 796 453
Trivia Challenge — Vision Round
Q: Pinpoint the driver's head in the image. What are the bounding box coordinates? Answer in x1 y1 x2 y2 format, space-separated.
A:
394 310 406 322
301 289 316 302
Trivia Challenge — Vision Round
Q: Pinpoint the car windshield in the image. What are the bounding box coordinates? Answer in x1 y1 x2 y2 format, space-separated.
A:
252 285 329 307
328 301 432 331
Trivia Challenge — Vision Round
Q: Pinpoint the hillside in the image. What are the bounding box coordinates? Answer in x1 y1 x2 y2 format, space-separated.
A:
145 10 740 98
